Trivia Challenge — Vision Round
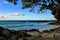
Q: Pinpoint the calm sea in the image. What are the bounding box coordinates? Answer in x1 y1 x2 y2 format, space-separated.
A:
0 20 60 31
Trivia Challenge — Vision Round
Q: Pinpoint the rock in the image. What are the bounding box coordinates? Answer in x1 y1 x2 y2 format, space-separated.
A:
19 31 31 37
10 35 17 40
27 31 40 37
42 30 49 33
42 33 55 40
48 22 55 25
42 33 54 38
28 29 39 32
0 37 7 40
0 26 4 36
18 38 23 40
0 26 4 32
49 29 55 33
55 36 60 40
2 29 11 37
53 33 60 40
48 22 60 25
54 28 60 33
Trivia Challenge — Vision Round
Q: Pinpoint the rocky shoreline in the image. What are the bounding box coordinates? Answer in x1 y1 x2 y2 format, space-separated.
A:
0 26 60 40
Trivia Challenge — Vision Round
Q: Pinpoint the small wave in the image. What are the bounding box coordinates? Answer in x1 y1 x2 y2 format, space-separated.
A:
0 24 35 28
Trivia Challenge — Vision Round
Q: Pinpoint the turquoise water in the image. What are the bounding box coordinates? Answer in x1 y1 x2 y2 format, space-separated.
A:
0 20 59 31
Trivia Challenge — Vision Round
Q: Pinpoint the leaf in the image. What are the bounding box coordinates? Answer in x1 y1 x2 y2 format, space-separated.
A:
22 0 27 2
40 4 47 11
7 0 13 2
14 0 17 5
32 0 40 3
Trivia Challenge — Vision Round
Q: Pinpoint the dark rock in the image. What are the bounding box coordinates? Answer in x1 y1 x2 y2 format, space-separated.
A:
0 26 4 32
42 30 49 33
0 37 8 40
28 29 39 32
2 29 11 37
49 29 55 32
0 27 4 36
55 35 60 40
48 22 55 25
10 35 17 40
48 22 60 25
19 31 31 37
54 28 60 33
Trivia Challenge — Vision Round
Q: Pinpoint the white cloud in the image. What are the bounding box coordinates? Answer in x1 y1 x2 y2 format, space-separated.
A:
8 13 20 16
0 12 25 20
0 12 24 17
0 16 4 18
0 1 8 4
3 1 8 4
8 12 25 16
0 14 6 18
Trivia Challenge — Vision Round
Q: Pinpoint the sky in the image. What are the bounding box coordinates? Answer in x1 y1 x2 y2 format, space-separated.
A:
0 0 56 20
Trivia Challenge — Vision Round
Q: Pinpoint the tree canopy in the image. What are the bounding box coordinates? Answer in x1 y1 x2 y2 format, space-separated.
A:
7 0 60 21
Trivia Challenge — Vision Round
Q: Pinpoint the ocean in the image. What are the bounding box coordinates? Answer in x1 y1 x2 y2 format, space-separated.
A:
0 20 60 31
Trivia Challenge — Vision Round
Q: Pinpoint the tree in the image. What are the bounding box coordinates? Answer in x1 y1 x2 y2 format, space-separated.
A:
7 0 60 21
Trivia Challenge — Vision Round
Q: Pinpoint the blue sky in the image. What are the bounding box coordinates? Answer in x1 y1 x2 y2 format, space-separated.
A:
0 0 56 20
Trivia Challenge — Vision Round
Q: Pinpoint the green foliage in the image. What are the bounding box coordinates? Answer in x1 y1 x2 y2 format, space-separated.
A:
32 0 40 3
21 0 57 11
40 4 47 11
7 0 57 10
6 0 60 21
22 0 40 3
22 0 27 2
56 0 60 3
7 0 13 2
22 4 32 9
7 0 18 5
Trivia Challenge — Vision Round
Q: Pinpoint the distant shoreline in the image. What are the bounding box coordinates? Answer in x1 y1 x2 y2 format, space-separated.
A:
0 20 56 22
